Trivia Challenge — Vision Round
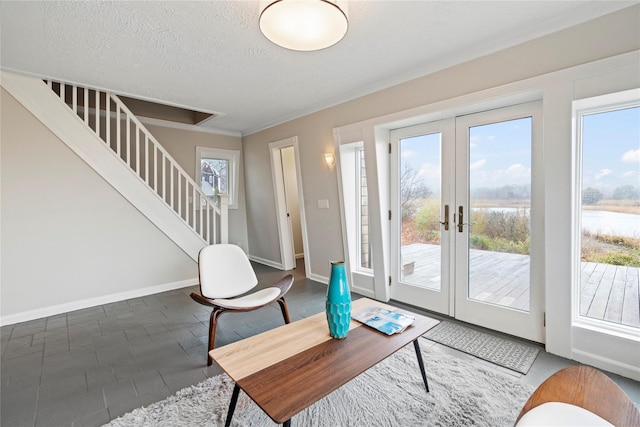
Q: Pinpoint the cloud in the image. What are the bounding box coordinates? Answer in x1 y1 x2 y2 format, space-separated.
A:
470 142 477 148
402 150 417 159
622 170 638 178
417 162 441 183
469 159 486 170
622 149 640 163
470 135 481 143
505 163 528 178
595 168 613 180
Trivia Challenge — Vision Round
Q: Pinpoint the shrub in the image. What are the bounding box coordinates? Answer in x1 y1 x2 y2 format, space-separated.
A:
467 209 530 255
414 199 441 244
593 251 640 267
581 230 640 267
470 235 530 255
471 209 530 241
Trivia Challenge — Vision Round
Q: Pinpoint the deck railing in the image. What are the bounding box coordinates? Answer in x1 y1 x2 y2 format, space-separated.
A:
46 80 228 245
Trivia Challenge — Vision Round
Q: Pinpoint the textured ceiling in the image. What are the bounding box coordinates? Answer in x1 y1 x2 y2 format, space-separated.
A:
0 1 635 135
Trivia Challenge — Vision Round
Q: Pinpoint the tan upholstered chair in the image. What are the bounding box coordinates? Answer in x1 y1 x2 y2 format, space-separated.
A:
190 244 293 365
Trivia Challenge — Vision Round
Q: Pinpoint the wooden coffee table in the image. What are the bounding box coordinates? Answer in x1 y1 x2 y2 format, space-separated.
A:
210 297 440 426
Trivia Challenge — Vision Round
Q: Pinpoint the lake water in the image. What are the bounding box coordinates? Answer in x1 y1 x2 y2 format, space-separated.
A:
581 210 640 237
474 207 639 237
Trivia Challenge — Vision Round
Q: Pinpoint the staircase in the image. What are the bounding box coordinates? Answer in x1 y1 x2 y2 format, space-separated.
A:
1 71 227 261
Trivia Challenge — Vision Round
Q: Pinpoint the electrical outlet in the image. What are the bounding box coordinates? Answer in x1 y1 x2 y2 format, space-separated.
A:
318 199 329 209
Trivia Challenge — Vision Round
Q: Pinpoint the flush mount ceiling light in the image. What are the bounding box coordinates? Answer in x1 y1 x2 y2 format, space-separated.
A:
259 0 348 51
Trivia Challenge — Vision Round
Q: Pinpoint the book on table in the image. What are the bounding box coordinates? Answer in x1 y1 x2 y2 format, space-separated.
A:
352 306 415 335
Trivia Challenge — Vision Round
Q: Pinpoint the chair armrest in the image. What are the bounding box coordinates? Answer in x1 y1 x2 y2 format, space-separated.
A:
274 274 294 298
190 292 218 308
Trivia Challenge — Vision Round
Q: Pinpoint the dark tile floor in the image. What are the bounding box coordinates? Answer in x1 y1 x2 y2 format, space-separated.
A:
1 259 638 426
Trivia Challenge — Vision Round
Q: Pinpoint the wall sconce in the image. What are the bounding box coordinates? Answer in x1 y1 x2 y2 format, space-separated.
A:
324 152 336 168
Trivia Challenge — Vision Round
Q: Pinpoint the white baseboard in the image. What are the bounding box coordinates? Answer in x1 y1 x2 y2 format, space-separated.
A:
352 286 376 298
248 255 284 270
0 278 198 326
295 253 304 259
308 272 329 285
572 349 640 381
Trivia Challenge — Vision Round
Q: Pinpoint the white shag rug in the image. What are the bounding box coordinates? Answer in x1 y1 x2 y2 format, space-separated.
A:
104 344 534 427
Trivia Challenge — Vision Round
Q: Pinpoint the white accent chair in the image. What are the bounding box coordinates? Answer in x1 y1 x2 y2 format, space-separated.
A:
190 244 293 365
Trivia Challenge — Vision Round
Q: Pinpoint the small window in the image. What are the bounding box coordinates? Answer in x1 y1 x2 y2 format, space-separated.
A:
196 147 240 209
358 148 372 270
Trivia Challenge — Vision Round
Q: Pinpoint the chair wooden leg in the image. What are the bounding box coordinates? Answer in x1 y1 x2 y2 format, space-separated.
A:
277 297 291 324
208 308 225 366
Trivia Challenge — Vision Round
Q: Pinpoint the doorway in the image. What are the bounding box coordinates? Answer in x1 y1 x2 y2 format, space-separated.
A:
269 137 309 273
390 102 544 342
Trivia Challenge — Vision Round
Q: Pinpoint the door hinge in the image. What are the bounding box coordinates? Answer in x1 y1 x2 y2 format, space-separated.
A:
388 210 392 221
388 143 392 154
543 312 546 327
389 276 392 286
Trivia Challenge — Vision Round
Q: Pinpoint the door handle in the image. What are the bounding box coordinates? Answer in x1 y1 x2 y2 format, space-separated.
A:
439 204 449 231
456 205 475 232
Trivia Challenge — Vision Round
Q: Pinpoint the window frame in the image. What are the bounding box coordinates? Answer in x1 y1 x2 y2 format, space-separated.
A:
195 146 240 209
573 88 640 337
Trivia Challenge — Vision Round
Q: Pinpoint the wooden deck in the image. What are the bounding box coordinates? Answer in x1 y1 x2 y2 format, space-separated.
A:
400 244 640 328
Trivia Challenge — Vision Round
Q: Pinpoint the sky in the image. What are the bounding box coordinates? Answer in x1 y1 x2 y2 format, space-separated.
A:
582 106 640 196
400 107 640 198
400 117 532 194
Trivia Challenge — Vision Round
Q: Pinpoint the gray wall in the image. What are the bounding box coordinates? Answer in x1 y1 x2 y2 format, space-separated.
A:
242 5 640 280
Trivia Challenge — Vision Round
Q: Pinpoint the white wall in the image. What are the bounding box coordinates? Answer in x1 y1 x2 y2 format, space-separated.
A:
242 5 640 281
1 89 197 324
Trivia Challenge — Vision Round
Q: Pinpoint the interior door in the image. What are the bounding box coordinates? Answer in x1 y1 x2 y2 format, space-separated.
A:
390 102 544 343
454 102 544 342
390 119 454 314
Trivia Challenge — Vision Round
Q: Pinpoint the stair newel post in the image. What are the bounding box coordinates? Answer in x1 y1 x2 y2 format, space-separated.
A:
218 194 229 244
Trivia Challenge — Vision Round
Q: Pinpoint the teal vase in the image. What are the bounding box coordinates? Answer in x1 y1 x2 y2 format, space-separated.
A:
326 261 351 339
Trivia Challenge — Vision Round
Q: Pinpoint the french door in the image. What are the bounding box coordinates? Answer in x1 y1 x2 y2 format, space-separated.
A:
390 102 544 342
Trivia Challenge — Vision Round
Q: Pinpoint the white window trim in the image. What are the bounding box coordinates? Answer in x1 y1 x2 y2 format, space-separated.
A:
572 88 640 340
195 146 240 209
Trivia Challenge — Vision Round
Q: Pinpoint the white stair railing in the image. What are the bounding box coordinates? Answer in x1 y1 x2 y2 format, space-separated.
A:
46 80 228 245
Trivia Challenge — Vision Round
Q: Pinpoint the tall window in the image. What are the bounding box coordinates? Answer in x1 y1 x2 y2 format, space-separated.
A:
576 90 640 331
196 147 240 209
358 148 372 269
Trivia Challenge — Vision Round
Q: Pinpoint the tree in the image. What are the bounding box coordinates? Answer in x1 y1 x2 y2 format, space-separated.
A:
612 185 640 200
582 187 603 205
401 163 432 219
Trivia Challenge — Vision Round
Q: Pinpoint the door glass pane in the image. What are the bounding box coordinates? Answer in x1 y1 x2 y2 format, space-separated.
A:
468 117 532 311
580 106 640 329
399 133 442 290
